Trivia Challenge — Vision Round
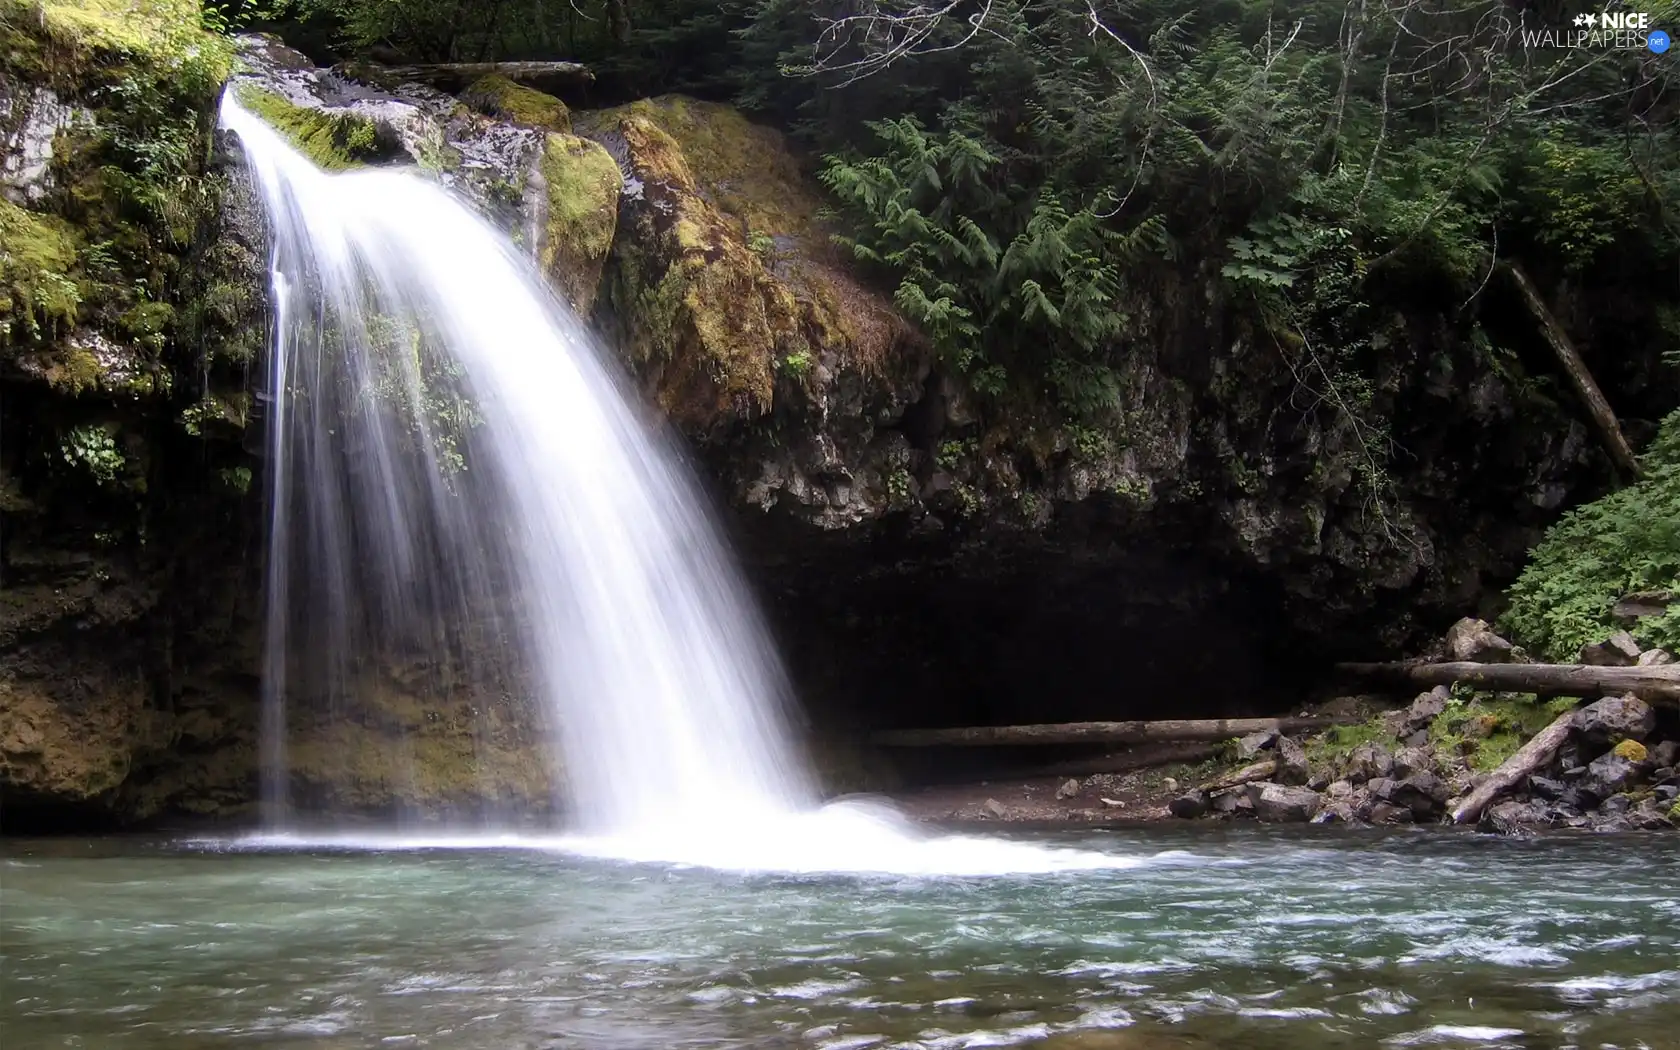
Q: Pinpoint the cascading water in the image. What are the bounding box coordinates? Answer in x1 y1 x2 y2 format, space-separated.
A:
223 91 1136 874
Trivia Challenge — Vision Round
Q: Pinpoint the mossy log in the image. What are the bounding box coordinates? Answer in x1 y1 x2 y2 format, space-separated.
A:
871 717 1340 748
1449 707 1578 824
381 61 593 90
1504 262 1641 480
1337 661 1680 703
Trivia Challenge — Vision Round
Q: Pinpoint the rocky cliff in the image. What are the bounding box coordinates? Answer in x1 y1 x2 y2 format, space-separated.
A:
2 13 1670 827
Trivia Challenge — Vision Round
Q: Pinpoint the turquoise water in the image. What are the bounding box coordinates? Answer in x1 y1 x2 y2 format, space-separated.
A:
3 826 1678 1048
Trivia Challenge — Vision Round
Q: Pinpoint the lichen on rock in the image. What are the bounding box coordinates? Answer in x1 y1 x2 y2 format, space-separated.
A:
235 85 401 170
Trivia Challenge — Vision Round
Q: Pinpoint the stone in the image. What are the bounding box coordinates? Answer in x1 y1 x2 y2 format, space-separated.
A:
1168 791 1209 819
1209 789 1253 815
1374 771 1450 819
1576 695 1656 747
1577 631 1643 667
1326 779 1354 800
1651 741 1680 768
1528 775 1567 801
981 797 1007 819
1600 794 1632 815
1056 778 1080 800
1577 750 1651 804
1398 687 1449 737
1345 743 1395 784
1653 784 1679 803
1611 590 1674 625
1392 746 1436 778
1312 801 1357 824
1446 618 1516 663
1236 729 1279 759
1637 648 1676 666
1274 735 1311 786
1481 799 1545 835
1368 801 1413 824
1161 776 1178 792
1250 782 1322 823
1402 729 1430 748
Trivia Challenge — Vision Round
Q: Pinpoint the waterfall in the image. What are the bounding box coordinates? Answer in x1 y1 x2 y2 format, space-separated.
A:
222 94 816 837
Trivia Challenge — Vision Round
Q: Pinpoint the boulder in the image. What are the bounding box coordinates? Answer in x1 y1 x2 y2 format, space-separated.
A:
1344 743 1395 784
1575 695 1655 747
1480 799 1545 835
1392 746 1436 778
1368 801 1414 824
1577 631 1644 667
1326 779 1354 800
1397 687 1449 737
1312 801 1357 824
535 132 622 312
1527 774 1567 801
1577 749 1651 804
1209 789 1253 816
1373 771 1450 819
1611 591 1673 625
1056 777 1081 800
1651 740 1680 769
1168 791 1210 819
981 797 1007 819
1250 782 1322 823
1637 648 1676 666
1236 729 1279 759
1274 735 1311 786
1445 618 1516 663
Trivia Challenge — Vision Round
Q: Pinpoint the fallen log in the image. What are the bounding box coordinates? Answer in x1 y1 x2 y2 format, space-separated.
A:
872 716 1339 748
1449 707 1578 824
1198 759 1278 793
1506 262 1641 480
378 61 595 89
1336 661 1680 703
1000 743 1222 781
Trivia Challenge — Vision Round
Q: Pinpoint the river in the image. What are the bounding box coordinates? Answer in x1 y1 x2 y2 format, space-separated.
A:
4 826 1676 1048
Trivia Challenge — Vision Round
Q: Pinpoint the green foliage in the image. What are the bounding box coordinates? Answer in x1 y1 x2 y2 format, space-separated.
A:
1503 412 1680 660
0 200 82 344
821 116 1162 418
59 424 124 483
778 348 811 376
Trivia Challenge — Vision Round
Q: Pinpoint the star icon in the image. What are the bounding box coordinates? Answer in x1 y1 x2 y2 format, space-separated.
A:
1584 12 1599 27
1574 13 1588 25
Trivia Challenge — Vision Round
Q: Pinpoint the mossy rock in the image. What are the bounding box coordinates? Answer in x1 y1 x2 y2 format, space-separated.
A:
235 86 403 171
1612 738 1648 762
538 133 620 313
0 198 81 345
1 0 232 88
587 99 913 432
461 75 570 132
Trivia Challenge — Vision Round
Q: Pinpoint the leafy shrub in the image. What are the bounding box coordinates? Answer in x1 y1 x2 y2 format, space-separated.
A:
1502 412 1680 659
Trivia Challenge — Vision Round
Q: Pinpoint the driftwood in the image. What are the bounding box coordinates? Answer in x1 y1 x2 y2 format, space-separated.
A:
872 716 1339 748
1337 661 1680 704
1000 743 1222 781
379 61 595 89
1506 262 1641 479
1198 759 1278 793
1449 707 1578 824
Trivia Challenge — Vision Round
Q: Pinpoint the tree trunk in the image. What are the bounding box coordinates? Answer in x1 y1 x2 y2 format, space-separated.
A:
379 61 595 90
871 716 1340 748
1449 707 1578 824
1336 661 1680 703
1199 759 1278 793
1505 262 1641 479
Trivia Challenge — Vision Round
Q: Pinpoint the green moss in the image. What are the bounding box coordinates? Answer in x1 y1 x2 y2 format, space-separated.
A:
1429 692 1577 773
461 75 569 132
235 86 397 171
1613 739 1649 763
10 0 232 86
538 133 620 312
580 95 816 241
1669 801 1680 824
0 199 82 344
1304 718 1390 768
